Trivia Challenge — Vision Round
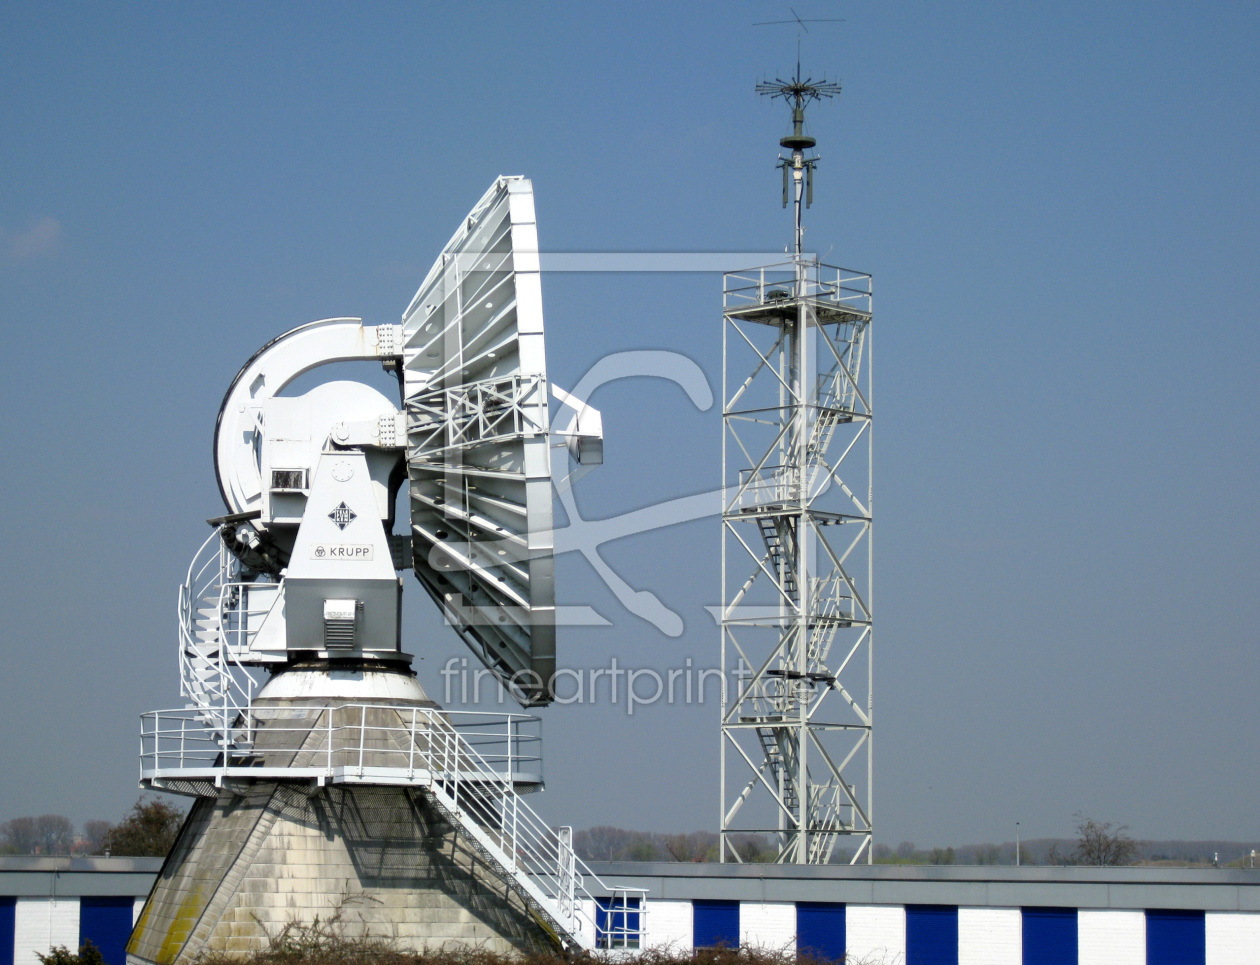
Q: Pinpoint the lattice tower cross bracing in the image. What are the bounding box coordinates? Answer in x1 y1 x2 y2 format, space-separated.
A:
719 66 872 865
719 262 873 865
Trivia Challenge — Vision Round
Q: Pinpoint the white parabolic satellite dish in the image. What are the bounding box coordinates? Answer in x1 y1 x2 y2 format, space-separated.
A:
402 179 557 704
209 177 593 707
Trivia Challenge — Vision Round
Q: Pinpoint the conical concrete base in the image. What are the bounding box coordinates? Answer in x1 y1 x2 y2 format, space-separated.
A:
130 667 556 964
128 783 556 965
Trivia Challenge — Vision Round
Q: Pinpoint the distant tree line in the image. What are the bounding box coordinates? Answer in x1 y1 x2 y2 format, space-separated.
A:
0 798 185 857
573 827 781 863
577 815 1252 868
6 803 1249 869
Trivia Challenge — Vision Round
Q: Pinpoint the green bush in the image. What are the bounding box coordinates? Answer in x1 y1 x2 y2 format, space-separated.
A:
36 940 105 965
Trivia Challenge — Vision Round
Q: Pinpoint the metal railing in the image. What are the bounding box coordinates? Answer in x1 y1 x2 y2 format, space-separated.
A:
738 465 796 510
723 260 873 316
736 464 832 512
141 705 542 785
177 528 266 717
217 581 282 655
139 702 643 950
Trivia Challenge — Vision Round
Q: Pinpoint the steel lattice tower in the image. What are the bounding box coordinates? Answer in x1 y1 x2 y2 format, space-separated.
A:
720 67 874 864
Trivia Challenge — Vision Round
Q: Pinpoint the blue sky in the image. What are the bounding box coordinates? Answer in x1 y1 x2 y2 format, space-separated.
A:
1 1 1257 850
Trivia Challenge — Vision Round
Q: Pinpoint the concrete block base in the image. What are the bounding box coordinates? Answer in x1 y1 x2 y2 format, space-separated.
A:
127 784 554 965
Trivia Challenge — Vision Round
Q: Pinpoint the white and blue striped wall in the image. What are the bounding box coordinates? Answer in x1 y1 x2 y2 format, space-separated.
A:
588 862 1260 964
0 859 159 965
627 898 1260 964
3 858 1260 964
0 896 145 965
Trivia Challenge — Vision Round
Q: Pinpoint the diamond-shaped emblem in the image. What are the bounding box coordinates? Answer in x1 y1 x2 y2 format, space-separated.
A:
328 502 357 530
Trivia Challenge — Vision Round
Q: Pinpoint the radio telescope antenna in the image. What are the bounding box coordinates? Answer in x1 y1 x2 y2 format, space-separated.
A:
133 177 643 959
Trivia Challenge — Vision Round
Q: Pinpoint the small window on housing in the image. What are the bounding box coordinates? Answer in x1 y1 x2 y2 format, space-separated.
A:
271 469 308 492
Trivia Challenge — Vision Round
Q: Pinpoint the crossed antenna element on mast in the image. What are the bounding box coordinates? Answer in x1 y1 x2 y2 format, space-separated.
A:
752 6 845 33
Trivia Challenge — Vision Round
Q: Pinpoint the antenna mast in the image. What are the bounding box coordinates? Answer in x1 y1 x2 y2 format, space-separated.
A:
756 63 841 258
720 62 874 864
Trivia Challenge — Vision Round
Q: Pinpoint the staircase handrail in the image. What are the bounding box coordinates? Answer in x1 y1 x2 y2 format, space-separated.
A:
176 527 259 718
140 702 644 950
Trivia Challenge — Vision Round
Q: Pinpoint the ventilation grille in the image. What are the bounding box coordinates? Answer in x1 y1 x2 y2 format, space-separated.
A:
324 620 355 649
322 598 361 650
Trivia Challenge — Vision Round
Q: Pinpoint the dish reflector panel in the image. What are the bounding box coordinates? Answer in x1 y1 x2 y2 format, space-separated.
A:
402 177 555 706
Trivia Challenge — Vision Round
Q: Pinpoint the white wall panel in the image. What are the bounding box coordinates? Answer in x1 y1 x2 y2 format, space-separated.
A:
132 898 146 926
1206 912 1260 965
957 907 1020 965
1078 909 1144 965
846 904 905 965
575 898 596 950
14 898 79 965
645 899 693 952
740 902 796 953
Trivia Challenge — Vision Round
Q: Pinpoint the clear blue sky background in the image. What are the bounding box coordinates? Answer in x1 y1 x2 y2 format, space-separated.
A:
1 1 1257 850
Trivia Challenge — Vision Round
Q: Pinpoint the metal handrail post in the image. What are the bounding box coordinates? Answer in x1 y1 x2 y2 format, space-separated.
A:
452 731 460 810
506 714 515 783
407 707 417 779
357 704 367 775
511 774 520 871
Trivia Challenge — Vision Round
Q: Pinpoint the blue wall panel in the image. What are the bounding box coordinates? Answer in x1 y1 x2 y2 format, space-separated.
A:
693 899 740 948
906 905 958 965
1022 907 1078 965
79 896 134 965
1146 910 1205 965
796 902 845 961
0 897 15 965
595 896 641 949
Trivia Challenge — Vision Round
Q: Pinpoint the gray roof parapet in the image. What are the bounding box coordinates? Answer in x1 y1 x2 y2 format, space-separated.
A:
583 861 1260 912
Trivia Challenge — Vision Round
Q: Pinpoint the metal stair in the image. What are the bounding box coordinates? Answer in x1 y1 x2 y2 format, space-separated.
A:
411 714 642 951
807 575 854 666
177 528 258 729
419 785 581 949
756 726 800 815
754 724 850 864
756 516 798 603
807 405 844 460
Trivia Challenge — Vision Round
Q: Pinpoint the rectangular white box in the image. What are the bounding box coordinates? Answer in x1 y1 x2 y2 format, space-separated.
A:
1079 909 1144 965
740 902 796 953
958 907 1021 965
1206 911 1260 965
15 898 80 965
645 899 693 953
847 904 905 965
